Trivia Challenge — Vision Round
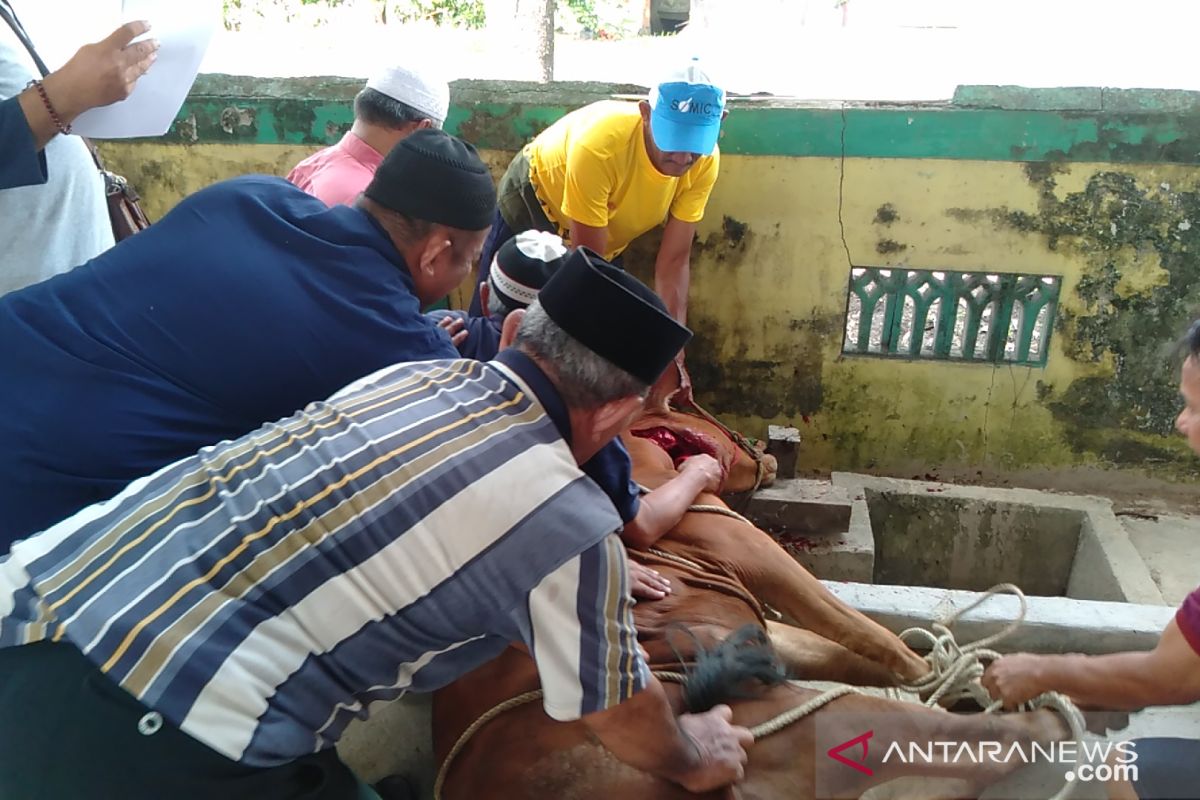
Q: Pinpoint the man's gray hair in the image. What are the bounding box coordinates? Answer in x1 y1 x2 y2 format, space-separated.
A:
515 301 649 408
354 88 442 129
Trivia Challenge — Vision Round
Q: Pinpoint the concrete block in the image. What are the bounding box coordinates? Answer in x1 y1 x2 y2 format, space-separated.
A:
825 581 1176 655
765 424 801 479
746 479 873 583
832 472 1165 605
1068 511 1165 606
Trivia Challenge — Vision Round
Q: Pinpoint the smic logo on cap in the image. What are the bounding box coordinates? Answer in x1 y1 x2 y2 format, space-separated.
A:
668 97 720 118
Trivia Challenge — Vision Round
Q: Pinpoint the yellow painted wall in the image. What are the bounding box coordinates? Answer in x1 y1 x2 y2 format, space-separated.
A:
96 140 1200 488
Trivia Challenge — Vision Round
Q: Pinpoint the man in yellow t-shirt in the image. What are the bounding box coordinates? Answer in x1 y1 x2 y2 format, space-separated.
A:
468 58 727 409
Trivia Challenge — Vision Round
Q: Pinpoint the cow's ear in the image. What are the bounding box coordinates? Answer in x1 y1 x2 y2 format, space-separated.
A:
499 309 525 351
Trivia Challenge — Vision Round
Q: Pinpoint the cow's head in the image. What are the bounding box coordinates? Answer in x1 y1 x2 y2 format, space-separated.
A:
627 409 777 494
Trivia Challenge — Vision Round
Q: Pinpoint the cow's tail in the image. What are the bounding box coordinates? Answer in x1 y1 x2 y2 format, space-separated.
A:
681 624 789 714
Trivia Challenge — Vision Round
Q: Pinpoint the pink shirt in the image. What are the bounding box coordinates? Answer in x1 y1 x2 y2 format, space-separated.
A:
286 132 383 207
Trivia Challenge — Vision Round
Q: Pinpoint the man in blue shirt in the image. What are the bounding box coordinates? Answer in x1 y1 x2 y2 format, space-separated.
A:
0 128 496 546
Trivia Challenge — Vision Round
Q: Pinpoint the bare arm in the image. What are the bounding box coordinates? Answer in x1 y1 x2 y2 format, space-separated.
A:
621 454 721 551
583 675 751 792
568 218 608 257
654 215 696 324
15 21 158 151
983 620 1200 711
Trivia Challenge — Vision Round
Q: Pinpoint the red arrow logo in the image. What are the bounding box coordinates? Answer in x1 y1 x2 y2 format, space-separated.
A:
826 730 874 776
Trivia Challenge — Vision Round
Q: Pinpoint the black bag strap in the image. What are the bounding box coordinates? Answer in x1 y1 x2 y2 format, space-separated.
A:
0 2 111 174
0 1 50 77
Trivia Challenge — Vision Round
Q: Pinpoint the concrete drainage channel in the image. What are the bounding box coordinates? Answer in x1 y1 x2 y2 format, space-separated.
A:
745 473 1172 653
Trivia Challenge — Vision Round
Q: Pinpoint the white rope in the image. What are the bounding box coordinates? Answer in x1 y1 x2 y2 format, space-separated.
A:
895 583 1088 800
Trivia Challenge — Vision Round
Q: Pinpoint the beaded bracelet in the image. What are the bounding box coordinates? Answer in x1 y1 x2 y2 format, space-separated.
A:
26 79 71 135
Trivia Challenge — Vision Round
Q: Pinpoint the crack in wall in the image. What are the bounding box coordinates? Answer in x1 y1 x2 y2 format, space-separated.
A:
836 102 853 268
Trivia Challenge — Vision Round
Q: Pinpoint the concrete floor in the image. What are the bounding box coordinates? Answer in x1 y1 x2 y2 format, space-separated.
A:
1121 513 1200 606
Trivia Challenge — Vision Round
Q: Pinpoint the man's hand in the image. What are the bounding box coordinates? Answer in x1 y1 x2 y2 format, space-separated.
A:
678 453 722 495
435 315 468 348
43 22 159 122
629 561 671 601
673 705 754 792
982 654 1048 709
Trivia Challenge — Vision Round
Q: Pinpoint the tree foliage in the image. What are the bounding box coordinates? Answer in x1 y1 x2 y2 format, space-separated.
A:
223 0 600 33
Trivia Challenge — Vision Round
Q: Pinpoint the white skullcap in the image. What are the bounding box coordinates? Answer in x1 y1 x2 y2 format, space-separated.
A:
513 230 568 263
366 64 450 125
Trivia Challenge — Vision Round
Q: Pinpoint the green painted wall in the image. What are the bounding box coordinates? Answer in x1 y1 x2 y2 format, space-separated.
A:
97 77 1200 497
147 75 1200 164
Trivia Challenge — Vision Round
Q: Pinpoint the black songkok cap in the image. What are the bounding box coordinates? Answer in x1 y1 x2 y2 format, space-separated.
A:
538 248 692 386
363 129 496 230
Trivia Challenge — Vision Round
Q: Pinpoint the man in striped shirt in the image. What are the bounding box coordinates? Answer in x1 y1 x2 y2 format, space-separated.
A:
0 249 752 800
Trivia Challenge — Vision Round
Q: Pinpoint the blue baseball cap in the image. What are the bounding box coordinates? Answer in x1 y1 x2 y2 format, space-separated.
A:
648 58 726 156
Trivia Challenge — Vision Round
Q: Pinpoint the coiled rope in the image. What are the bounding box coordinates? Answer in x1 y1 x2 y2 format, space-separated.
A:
892 583 1088 800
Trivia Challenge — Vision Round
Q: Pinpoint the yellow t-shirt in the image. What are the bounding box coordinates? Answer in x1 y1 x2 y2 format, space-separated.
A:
525 101 719 261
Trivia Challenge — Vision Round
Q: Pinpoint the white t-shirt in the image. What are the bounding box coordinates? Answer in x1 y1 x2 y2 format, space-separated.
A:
0 33 112 295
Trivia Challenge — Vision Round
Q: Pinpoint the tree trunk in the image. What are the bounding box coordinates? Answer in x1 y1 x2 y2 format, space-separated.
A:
517 0 554 81
487 0 553 81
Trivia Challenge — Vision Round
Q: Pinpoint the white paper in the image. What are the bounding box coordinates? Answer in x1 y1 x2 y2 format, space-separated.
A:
71 0 220 139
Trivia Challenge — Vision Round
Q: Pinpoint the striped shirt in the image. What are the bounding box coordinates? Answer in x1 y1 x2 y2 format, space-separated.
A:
0 352 647 766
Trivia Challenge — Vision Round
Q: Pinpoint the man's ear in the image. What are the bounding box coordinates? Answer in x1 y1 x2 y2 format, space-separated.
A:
638 99 652 122
589 395 645 440
721 109 729 121
499 308 524 351
419 235 453 276
479 281 491 314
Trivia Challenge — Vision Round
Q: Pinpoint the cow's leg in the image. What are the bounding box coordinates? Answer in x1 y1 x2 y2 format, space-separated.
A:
767 621 899 687
721 527 930 682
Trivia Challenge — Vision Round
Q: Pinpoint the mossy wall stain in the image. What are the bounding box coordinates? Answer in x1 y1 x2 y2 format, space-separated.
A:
687 311 840 420
960 164 1200 469
454 105 556 152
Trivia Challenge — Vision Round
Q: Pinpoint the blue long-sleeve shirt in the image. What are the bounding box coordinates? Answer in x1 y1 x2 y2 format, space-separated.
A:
0 175 460 545
0 94 46 190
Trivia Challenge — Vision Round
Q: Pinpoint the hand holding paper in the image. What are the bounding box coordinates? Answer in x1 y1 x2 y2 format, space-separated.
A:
71 0 219 139
40 20 158 122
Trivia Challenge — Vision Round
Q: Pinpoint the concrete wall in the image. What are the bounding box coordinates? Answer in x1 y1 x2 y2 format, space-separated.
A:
864 488 1084 596
95 77 1200 494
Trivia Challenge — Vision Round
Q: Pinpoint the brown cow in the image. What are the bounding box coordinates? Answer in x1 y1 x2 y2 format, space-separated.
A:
432 415 1072 800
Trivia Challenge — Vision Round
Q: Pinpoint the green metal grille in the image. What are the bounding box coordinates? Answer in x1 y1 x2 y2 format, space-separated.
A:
842 268 1061 366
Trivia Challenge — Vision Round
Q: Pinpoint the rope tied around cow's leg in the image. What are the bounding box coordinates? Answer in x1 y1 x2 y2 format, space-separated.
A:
895 584 1088 800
